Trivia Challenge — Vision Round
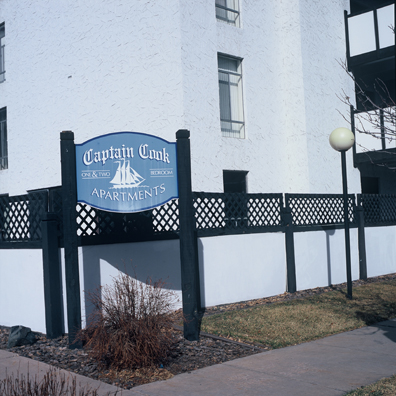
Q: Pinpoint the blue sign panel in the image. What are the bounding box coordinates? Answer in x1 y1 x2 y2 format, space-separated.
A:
75 132 178 213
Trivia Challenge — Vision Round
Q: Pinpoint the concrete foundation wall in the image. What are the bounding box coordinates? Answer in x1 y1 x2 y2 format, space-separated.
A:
294 228 359 291
1 224 395 334
0 249 46 332
198 233 286 307
365 226 396 278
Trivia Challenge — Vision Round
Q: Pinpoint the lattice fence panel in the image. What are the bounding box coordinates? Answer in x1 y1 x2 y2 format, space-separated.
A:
49 187 63 230
76 205 151 237
247 195 282 227
358 194 396 225
48 183 180 238
75 200 179 239
193 192 282 231
152 199 179 233
120 211 154 235
28 192 48 240
194 194 226 229
76 204 100 236
286 194 356 226
0 192 47 241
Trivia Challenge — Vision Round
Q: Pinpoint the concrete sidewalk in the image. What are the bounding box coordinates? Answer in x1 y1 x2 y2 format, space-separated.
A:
1 320 396 396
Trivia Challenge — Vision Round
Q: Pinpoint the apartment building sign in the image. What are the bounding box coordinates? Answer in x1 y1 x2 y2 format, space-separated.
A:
75 132 178 212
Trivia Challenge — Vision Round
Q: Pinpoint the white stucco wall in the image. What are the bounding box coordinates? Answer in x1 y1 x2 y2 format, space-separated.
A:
182 0 359 194
365 226 396 278
0 0 185 195
294 228 359 291
0 0 359 197
198 233 286 307
0 249 46 333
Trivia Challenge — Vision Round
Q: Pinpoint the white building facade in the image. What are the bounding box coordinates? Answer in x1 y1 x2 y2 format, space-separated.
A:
0 0 361 196
1 1 395 335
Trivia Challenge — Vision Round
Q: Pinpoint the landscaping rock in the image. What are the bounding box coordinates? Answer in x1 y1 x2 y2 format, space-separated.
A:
7 325 38 348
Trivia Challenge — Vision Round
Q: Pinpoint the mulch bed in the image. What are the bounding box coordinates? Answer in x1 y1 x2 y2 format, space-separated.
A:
1 273 395 390
0 328 264 389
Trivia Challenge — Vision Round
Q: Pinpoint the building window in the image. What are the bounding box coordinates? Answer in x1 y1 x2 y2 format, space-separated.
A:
218 54 245 138
216 0 240 27
0 108 7 170
0 24 4 83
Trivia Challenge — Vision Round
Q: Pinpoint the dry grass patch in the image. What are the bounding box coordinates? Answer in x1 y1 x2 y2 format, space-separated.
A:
344 374 396 395
202 280 396 349
0 369 107 396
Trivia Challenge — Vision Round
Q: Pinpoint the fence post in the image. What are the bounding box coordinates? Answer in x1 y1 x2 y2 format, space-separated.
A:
41 212 63 338
176 129 202 341
356 203 368 281
60 131 82 349
282 196 297 293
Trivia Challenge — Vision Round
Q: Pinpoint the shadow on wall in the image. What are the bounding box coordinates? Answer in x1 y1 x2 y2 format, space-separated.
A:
326 228 336 286
81 240 184 320
198 238 206 309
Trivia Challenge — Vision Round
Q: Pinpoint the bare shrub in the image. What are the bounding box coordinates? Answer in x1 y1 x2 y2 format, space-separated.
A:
0 368 107 396
78 272 178 370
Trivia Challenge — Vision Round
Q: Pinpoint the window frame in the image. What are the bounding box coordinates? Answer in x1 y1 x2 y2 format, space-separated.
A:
218 54 245 139
215 0 240 27
0 23 4 83
0 107 8 170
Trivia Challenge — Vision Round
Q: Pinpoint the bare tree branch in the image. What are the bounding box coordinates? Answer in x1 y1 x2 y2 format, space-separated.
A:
337 59 396 163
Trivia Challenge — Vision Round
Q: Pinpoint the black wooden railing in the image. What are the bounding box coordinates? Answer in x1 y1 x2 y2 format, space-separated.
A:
1 188 396 248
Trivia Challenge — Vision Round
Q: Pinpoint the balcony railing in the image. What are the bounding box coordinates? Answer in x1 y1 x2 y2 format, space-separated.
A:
352 105 396 167
345 3 394 60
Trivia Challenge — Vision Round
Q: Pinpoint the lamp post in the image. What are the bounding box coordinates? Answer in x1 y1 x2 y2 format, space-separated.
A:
329 127 355 299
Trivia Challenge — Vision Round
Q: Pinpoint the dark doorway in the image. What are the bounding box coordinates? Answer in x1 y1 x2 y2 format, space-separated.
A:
222 170 248 227
223 170 248 193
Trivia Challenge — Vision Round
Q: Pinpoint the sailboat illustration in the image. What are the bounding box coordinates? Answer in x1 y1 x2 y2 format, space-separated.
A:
110 159 145 188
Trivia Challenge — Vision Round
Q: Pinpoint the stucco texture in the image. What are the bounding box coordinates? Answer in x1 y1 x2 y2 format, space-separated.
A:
0 0 358 195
